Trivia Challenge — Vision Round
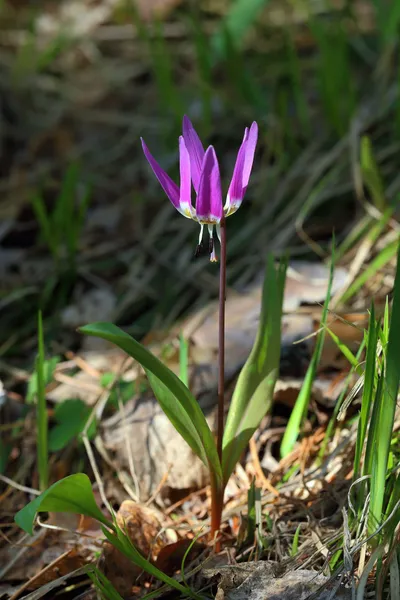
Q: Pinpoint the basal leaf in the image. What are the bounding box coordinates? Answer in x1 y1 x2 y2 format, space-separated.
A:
222 257 287 482
80 323 222 484
15 473 111 535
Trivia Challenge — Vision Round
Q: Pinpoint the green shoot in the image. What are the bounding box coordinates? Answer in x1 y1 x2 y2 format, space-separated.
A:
280 248 334 457
179 332 189 387
361 136 386 210
36 311 48 491
87 567 125 600
339 236 398 305
290 524 301 557
32 163 91 273
367 242 400 537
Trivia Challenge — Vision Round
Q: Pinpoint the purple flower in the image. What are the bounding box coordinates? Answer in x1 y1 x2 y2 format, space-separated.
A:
141 116 258 261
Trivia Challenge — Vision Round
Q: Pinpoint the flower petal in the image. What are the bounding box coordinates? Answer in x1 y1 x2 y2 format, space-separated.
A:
242 121 258 189
179 136 194 218
225 121 258 216
182 115 205 193
195 146 223 223
226 135 247 209
141 138 180 210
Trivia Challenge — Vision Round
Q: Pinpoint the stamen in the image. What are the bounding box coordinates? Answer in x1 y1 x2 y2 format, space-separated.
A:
195 242 205 258
195 223 206 258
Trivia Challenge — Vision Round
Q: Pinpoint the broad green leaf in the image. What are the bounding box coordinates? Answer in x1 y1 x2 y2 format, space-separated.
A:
223 257 287 482
145 370 206 462
80 323 222 484
15 473 111 535
224 369 277 482
49 399 96 451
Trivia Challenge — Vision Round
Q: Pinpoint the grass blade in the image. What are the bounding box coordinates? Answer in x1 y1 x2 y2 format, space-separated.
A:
361 136 386 210
354 304 378 479
368 242 400 535
31 193 59 261
36 311 48 491
280 247 334 457
339 237 398 305
179 332 189 387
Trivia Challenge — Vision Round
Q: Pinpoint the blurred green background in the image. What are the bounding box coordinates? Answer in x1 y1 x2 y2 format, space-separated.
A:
1 0 399 364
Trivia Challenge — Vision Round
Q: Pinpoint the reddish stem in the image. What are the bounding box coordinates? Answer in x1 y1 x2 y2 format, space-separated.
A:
210 217 227 550
217 217 226 462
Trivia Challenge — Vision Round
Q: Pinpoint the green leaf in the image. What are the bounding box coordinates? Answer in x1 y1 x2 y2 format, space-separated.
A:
291 524 301 557
368 242 400 536
179 332 189 387
339 236 398 305
31 193 59 260
247 478 262 543
145 370 208 462
80 323 222 484
49 399 96 451
14 473 112 535
222 257 287 482
324 326 362 373
102 523 202 600
354 305 378 480
88 567 125 600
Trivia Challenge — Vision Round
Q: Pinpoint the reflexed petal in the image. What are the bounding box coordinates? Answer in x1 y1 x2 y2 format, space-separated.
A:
226 140 246 208
242 122 258 188
141 138 180 210
182 115 205 193
225 121 258 216
195 146 223 223
179 137 194 218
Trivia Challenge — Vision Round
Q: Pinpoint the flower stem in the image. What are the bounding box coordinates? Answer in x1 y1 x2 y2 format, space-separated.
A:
210 216 227 551
217 216 226 462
